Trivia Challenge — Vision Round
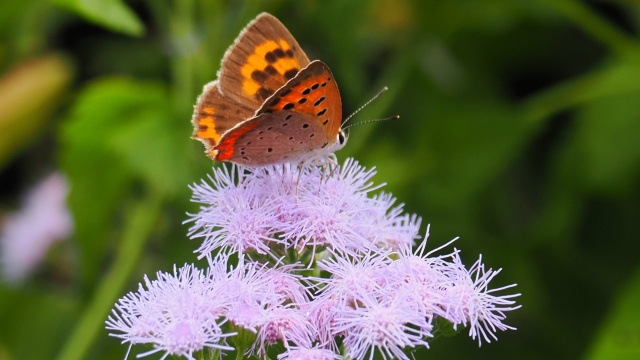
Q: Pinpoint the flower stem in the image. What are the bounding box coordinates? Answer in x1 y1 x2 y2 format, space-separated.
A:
55 195 164 360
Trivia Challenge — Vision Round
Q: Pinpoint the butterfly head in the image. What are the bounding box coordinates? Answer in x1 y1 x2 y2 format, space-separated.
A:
336 127 349 151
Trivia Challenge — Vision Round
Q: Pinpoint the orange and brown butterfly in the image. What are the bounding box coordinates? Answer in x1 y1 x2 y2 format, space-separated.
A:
191 12 347 166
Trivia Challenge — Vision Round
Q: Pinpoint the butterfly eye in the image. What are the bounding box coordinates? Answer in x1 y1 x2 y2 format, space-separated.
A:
338 129 349 145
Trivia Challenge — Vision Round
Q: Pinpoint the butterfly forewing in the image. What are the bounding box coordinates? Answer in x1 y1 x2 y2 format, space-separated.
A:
218 13 311 109
191 81 255 158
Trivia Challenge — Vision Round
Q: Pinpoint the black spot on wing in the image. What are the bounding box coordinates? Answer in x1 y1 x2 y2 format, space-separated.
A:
251 70 268 82
274 48 286 58
284 69 298 80
256 88 271 101
265 52 277 63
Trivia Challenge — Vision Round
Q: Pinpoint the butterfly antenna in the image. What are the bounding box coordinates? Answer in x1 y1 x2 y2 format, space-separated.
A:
343 86 389 125
342 115 400 130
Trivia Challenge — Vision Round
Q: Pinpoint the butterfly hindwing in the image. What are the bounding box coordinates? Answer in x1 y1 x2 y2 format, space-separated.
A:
256 60 342 141
218 13 311 109
192 81 255 158
214 110 331 166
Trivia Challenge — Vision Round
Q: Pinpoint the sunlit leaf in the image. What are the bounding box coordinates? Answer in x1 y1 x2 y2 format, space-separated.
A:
59 78 192 287
52 0 144 36
0 55 72 167
586 267 640 360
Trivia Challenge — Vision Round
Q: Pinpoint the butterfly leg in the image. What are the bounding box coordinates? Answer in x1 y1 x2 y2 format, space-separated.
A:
295 162 306 198
324 155 340 183
280 164 287 188
235 164 247 186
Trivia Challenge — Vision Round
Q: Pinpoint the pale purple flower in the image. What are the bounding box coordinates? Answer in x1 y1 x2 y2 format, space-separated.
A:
187 166 284 259
387 228 458 318
438 252 521 346
0 172 73 282
106 264 235 359
252 306 316 357
389 229 521 346
302 293 341 350
188 158 422 262
333 294 433 360
264 263 310 305
313 249 394 306
363 192 421 250
276 159 421 256
221 260 308 332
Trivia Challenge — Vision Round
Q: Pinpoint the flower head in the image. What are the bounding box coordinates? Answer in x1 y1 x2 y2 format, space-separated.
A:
333 294 433 360
252 306 316 357
313 248 394 306
106 264 235 359
438 252 521 346
188 159 422 263
187 166 284 259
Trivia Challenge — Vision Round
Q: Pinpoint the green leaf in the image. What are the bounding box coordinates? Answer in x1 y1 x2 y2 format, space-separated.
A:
575 79 640 197
526 61 640 247
59 78 191 287
51 0 144 36
105 103 195 196
586 267 640 360
0 55 72 167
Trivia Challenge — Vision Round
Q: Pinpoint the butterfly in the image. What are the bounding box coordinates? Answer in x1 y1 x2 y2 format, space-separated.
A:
191 12 347 166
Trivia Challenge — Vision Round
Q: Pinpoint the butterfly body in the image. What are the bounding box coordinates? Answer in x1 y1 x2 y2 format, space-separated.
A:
192 13 347 166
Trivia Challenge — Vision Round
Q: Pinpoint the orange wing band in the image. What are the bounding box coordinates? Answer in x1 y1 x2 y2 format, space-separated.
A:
214 122 260 161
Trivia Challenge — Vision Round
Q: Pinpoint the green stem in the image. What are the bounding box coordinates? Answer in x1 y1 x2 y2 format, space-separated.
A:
235 350 245 360
55 195 164 360
522 61 640 124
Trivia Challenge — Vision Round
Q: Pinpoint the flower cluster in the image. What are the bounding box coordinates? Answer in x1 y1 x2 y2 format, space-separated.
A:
187 159 420 261
0 172 73 282
107 158 520 359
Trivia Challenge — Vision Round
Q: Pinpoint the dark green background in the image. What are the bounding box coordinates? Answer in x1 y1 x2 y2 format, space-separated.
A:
1 0 639 359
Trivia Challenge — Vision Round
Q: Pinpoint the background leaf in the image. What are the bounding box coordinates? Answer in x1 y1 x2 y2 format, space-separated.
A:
586 267 640 360
51 0 144 36
60 78 194 288
0 55 72 167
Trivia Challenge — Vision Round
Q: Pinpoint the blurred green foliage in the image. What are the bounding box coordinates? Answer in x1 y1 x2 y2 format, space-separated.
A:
1 0 639 359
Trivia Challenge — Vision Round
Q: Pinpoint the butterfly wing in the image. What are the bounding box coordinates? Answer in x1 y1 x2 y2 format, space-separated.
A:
214 60 343 166
218 13 311 108
191 80 255 159
214 110 332 166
